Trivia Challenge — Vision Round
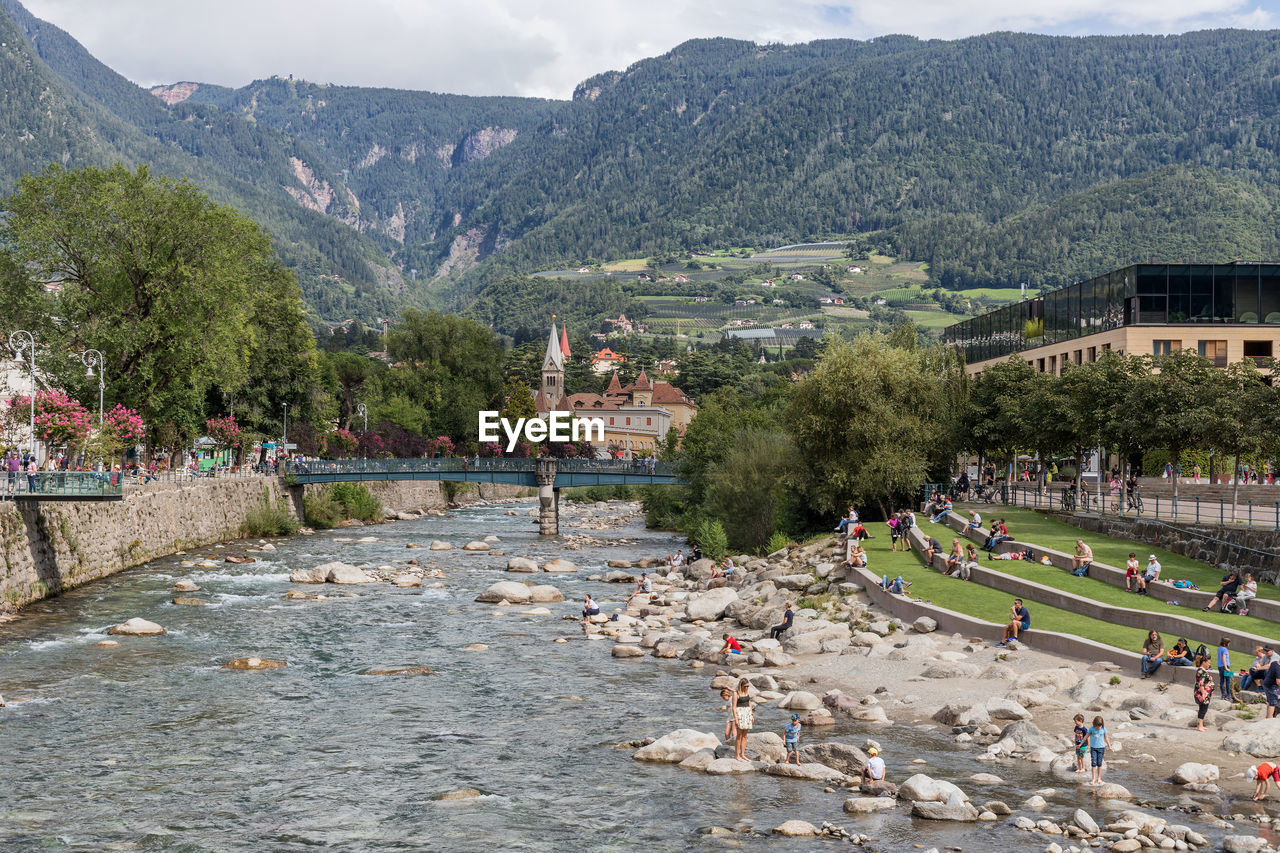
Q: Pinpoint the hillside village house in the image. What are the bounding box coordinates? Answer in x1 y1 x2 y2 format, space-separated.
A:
533 323 697 456
589 347 627 374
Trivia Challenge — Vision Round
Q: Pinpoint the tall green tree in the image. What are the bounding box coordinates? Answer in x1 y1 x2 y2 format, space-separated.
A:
968 357 1037 480
705 427 792 552
1121 351 1217 501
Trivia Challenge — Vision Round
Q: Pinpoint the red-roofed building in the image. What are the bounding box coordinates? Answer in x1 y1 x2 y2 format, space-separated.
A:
590 347 626 374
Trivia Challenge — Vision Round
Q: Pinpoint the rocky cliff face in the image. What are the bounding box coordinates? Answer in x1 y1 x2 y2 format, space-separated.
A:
284 156 359 226
149 82 199 105
452 127 517 166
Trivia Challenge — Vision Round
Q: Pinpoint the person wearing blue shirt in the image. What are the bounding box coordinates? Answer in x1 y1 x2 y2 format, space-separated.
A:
997 599 1030 647
783 714 802 765
1087 716 1112 787
1217 637 1233 698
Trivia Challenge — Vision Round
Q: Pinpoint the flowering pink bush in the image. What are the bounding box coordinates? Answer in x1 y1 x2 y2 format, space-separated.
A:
205 415 242 449
328 428 358 455
7 391 91 446
104 405 145 444
479 441 502 457
428 435 456 457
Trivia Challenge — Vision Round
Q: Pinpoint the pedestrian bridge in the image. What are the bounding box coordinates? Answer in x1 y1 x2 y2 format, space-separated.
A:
287 457 685 535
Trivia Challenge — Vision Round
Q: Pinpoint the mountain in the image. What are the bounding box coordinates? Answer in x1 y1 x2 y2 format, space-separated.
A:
3 0 1280 320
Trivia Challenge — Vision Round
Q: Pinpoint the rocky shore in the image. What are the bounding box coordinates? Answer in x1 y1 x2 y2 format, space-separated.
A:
529 521 1279 852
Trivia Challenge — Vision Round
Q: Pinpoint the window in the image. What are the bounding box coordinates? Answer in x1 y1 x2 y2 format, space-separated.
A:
1102 343 1111 352
1198 340 1228 367
1152 340 1181 356
646 417 651 426
609 417 614 425
1073 350 1083 365
637 400 645 407
1087 347 1097 362
625 417 631 426
1037 358 1046 372
1244 340 1273 365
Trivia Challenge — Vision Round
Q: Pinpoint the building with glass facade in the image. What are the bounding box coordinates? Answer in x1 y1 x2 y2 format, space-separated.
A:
944 262 1280 374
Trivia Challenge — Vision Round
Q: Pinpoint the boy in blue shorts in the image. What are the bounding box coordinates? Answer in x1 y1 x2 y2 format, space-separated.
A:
784 714 801 764
1072 714 1088 774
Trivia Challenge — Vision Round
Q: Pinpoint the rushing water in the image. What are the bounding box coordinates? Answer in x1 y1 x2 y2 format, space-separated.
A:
0 501 1263 852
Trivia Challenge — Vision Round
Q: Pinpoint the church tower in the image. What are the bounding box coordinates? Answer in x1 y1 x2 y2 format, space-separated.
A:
540 321 565 408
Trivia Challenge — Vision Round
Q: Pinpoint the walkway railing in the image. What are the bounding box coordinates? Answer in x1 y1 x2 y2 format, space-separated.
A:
284 457 678 478
1 471 125 500
997 484 1280 531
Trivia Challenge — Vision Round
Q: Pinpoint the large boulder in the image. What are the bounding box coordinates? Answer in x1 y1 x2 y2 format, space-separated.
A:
1094 783 1132 799
704 758 757 775
1013 668 1080 691
797 742 867 776
772 574 817 590
715 732 786 763
429 541 453 551
913 616 938 633
685 587 738 622
527 585 565 603
933 702 990 727
762 762 848 783
108 617 165 636
778 690 822 711
985 698 1032 721
921 662 982 679
686 558 716 581
506 557 539 573
1170 762 1220 785
1222 837 1271 853
542 558 577 573
911 801 979 821
475 581 533 604
1067 675 1103 706
1222 719 1280 758
1073 808 1099 835
326 563 376 584
462 541 490 551
289 564 331 583
781 621 852 656
898 774 969 803
633 729 721 763
844 797 897 814
772 820 819 837
995 720 1050 753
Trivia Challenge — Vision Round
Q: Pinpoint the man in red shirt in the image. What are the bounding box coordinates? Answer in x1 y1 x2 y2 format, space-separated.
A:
1251 763 1280 800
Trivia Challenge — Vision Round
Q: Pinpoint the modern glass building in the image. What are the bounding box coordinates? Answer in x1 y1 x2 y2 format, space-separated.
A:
944 262 1280 373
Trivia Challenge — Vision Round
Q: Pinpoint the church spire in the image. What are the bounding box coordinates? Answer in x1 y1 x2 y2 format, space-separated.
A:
559 324 571 358
541 321 565 408
542 322 564 372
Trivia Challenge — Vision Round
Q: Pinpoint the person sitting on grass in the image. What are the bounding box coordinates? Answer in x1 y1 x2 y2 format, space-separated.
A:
1166 637 1194 668
943 539 963 576
1070 540 1093 576
996 598 1030 647
1204 569 1242 612
1133 555 1161 595
879 575 910 595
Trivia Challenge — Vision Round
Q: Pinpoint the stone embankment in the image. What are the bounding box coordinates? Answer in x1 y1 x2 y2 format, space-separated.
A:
0 476 529 610
561 533 1276 850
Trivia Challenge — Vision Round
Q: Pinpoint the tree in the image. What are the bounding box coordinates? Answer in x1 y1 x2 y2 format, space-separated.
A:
0 165 310 452
784 333 944 518
1208 361 1277 517
705 427 792 552
1121 351 1217 501
968 357 1037 481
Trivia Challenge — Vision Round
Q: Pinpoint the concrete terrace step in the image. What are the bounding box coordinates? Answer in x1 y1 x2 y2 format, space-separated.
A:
932 512 1280 624
910 526 1270 663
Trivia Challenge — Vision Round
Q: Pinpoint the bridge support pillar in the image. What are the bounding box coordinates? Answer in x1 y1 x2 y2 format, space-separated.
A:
536 457 558 536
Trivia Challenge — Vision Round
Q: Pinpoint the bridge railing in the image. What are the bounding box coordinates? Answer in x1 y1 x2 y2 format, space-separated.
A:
1 470 125 500
284 457 680 478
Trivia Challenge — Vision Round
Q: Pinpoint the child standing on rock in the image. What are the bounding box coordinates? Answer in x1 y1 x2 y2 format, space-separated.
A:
1087 716 1112 786
783 714 801 764
1072 714 1089 774
720 688 736 743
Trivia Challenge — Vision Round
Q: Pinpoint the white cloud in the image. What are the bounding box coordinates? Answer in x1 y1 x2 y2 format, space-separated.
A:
18 0 1279 99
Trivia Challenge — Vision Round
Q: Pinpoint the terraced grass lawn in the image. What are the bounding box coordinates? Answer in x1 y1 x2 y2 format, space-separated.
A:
905 309 967 330
862 532 1149 657
956 504 1280 602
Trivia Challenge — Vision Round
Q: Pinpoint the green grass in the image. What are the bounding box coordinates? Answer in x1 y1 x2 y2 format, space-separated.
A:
954 287 1038 300
905 309 968 330
958 504 1280 602
867 534 1152 655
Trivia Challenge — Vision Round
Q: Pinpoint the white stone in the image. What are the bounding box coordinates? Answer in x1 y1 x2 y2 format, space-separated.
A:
898 774 969 803
1170 762 1219 785
289 564 330 583
685 587 738 621
108 617 165 636
506 557 539 573
633 729 721 763
913 616 938 633
844 797 897 814
705 757 757 775
779 690 822 711
542 558 578 573
772 820 819 837
429 541 453 550
326 563 376 584
462 541 490 551
476 582 533 604
1222 719 1280 758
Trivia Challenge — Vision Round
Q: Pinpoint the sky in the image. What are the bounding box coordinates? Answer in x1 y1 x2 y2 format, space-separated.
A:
20 0 1280 99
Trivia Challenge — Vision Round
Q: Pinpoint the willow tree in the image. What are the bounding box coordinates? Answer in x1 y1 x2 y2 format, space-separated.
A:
785 332 956 518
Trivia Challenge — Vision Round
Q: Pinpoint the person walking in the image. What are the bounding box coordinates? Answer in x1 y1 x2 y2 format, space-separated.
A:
1194 655 1215 732
783 714 802 765
887 513 901 552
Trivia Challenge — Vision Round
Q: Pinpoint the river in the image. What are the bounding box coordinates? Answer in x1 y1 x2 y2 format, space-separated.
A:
0 500 1255 851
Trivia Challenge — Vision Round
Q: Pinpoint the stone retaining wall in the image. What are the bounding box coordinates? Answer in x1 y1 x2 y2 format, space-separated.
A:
0 478 531 610
1056 513 1280 581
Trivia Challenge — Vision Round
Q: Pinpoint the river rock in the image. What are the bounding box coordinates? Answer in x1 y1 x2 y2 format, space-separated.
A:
985 698 1032 721
995 720 1050 752
1170 762 1219 784
798 742 867 776
1109 841 1142 853
913 616 938 633
1094 782 1132 799
223 657 286 670
921 662 981 679
677 749 717 772
849 706 889 724
364 665 434 676
1222 837 1271 853
898 774 969 803
1014 668 1080 691
772 820 819 837
779 690 821 711
429 541 453 551
911 801 979 821
859 779 899 797
476 582 533 604
844 797 896 814
1023 794 1047 808
1222 718 1280 757
289 564 330 583
393 575 422 588
602 570 635 583
171 597 206 606
685 588 738 622
463 643 488 651
783 621 851 655
172 580 200 592
933 702 990 727
705 757 757 775
1073 808 1099 835
462 541 490 552
108 617 166 636
327 563 376 584
607 560 633 569
527 585 565 603
542 558 577 573
633 729 721 763
763 762 848 783
714 732 786 763
612 645 644 658
435 788 484 801
969 773 1004 785
506 557 539 573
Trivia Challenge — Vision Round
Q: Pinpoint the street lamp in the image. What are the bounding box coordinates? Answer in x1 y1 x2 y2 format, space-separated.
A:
282 402 288 448
9 330 35 458
80 349 105 429
356 403 368 433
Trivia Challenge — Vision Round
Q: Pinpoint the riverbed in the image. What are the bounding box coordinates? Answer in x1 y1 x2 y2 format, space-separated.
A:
0 501 1258 851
